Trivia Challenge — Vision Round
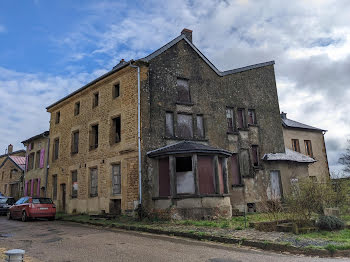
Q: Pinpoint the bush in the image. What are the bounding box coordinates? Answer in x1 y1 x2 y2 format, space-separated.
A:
316 215 345 231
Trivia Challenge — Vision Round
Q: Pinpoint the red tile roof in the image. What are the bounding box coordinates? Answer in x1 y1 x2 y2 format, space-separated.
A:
9 156 26 170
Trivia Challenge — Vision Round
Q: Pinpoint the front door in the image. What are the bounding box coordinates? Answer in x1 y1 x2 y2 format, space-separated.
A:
60 184 66 212
270 171 282 199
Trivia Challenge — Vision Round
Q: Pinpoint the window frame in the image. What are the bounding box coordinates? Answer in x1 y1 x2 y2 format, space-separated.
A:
111 164 121 195
304 140 313 157
55 111 60 124
113 83 120 99
292 139 300 152
89 124 99 150
237 108 246 129
251 145 259 167
176 112 194 138
196 114 205 139
165 111 174 137
53 138 59 161
226 107 235 133
74 101 80 116
247 109 256 125
176 78 191 104
92 92 99 108
71 130 79 154
89 167 98 197
111 117 121 144
71 170 78 198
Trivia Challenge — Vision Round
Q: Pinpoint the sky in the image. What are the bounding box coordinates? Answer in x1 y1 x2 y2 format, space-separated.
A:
0 0 349 176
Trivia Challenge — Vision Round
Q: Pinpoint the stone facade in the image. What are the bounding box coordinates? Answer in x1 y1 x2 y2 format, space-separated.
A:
0 148 25 166
0 157 24 199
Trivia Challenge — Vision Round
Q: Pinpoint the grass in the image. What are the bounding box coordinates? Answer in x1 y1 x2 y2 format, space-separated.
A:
300 228 350 244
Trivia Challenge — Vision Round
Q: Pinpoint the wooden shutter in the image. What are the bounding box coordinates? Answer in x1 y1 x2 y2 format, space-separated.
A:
158 158 170 197
198 156 215 194
39 149 45 168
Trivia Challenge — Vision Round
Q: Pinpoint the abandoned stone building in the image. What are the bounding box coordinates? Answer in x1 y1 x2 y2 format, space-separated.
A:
21 131 50 197
45 29 320 218
281 112 330 181
0 145 26 199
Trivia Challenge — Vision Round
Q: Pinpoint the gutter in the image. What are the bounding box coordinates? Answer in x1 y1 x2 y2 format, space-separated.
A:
44 134 50 197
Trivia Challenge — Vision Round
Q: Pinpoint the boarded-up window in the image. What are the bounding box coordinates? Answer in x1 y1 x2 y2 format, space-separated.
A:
270 171 282 199
55 111 60 124
247 109 256 125
53 138 59 160
252 145 259 166
111 117 121 143
176 156 195 194
52 175 57 200
304 140 313 157
231 154 241 185
35 150 40 169
112 164 121 195
176 113 193 138
292 139 300 152
113 83 120 98
90 168 98 197
217 158 225 194
74 102 80 116
165 112 174 137
90 125 99 149
198 156 215 194
93 92 99 108
159 158 170 197
239 150 250 178
176 78 191 103
226 108 234 132
71 170 78 198
72 131 79 154
237 109 245 129
196 115 204 138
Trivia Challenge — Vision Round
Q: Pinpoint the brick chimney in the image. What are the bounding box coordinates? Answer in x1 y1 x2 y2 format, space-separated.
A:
181 28 193 43
8 144 13 154
280 112 287 119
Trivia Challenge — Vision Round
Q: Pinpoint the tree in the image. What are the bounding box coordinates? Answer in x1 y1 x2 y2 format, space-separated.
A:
339 139 350 174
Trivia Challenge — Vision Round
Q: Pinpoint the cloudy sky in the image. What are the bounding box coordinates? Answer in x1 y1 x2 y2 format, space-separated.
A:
0 0 349 175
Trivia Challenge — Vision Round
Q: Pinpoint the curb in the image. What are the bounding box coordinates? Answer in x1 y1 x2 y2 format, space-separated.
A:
58 218 350 258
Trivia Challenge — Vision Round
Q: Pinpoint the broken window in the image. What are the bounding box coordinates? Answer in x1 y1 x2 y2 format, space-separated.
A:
252 145 259 166
71 170 78 198
226 108 234 132
35 150 40 169
93 92 99 108
176 113 193 138
72 131 79 154
304 140 313 157
159 157 170 197
53 138 59 160
112 164 121 195
237 109 245 129
176 78 191 103
52 175 57 200
165 112 174 137
89 124 99 150
196 115 204 138
176 156 195 194
74 101 80 116
113 83 120 99
292 139 300 152
231 154 241 186
111 117 121 144
247 109 256 125
90 168 98 197
55 111 60 124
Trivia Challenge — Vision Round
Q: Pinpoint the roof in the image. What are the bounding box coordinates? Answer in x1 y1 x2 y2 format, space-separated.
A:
21 131 49 144
46 31 275 110
282 118 326 132
147 141 233 158
0 155 26 171
0 149 25 159
262 148 316 163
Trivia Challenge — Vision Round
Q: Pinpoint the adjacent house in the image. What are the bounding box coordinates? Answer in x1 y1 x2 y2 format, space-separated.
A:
0 145 25 165
281 112 330 181
21 131 50 197
45 29 318 218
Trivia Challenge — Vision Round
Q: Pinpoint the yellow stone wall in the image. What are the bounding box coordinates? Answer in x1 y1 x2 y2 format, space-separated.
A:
0 159 23 199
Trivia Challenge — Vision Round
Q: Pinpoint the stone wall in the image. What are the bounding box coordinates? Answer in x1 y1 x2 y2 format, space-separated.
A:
0 159 23 199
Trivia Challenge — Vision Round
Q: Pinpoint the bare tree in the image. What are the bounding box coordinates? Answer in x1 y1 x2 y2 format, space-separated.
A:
339 139 350 174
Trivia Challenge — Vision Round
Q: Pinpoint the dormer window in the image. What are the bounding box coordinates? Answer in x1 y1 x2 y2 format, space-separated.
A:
176 78 191 103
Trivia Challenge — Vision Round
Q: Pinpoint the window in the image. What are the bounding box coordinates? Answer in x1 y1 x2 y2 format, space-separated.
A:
247 109 256 125
30 142 34 150
4 184 7 193
71 170 78 198
35 150 41 169
28 153 35 170
90 168 98 197
269 170 282 199
237 109 245 129
72 131 79 154
176 78 191 103
292 139 300 152
226 108 234 132
55 111 60 124
252 145 259 166
74 102 80 116
165 112 174 137
176 156 195 194
53 138 59 160
89 124 99 150
111 117 121 144
231 154 241 186
176 113 193 138
304 140 313 157
52 175 57 200
196 115 204 138
113 83 120 99
111 164 121 195
93 92 99 108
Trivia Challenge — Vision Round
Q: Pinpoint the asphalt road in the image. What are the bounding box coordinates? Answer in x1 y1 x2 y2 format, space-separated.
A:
0 216 348 262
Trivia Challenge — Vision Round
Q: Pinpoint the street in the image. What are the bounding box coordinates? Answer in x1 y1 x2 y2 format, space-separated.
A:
0 216 348 262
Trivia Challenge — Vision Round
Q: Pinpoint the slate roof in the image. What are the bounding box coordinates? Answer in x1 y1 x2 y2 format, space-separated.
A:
21 131 49 144
0 149 25 159
46 31 275 110
282 118 326 132
262 148 316 163
0 155 26 171
147 141 232 158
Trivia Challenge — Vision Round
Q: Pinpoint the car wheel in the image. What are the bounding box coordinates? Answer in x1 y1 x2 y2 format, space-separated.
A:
48 216 55 221
21 211 27 222
7 211 11 220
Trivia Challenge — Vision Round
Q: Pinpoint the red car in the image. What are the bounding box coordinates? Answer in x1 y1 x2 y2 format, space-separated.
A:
7 197 56 222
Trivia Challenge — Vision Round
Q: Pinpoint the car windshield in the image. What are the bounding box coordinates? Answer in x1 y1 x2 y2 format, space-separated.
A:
0 198 7 204
15 197 29 205
32 198 53 204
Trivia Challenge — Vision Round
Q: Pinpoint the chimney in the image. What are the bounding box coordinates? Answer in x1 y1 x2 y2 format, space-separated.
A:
120 59 125 63
8 144 13 154
181 28 193 43
280 112 287 119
